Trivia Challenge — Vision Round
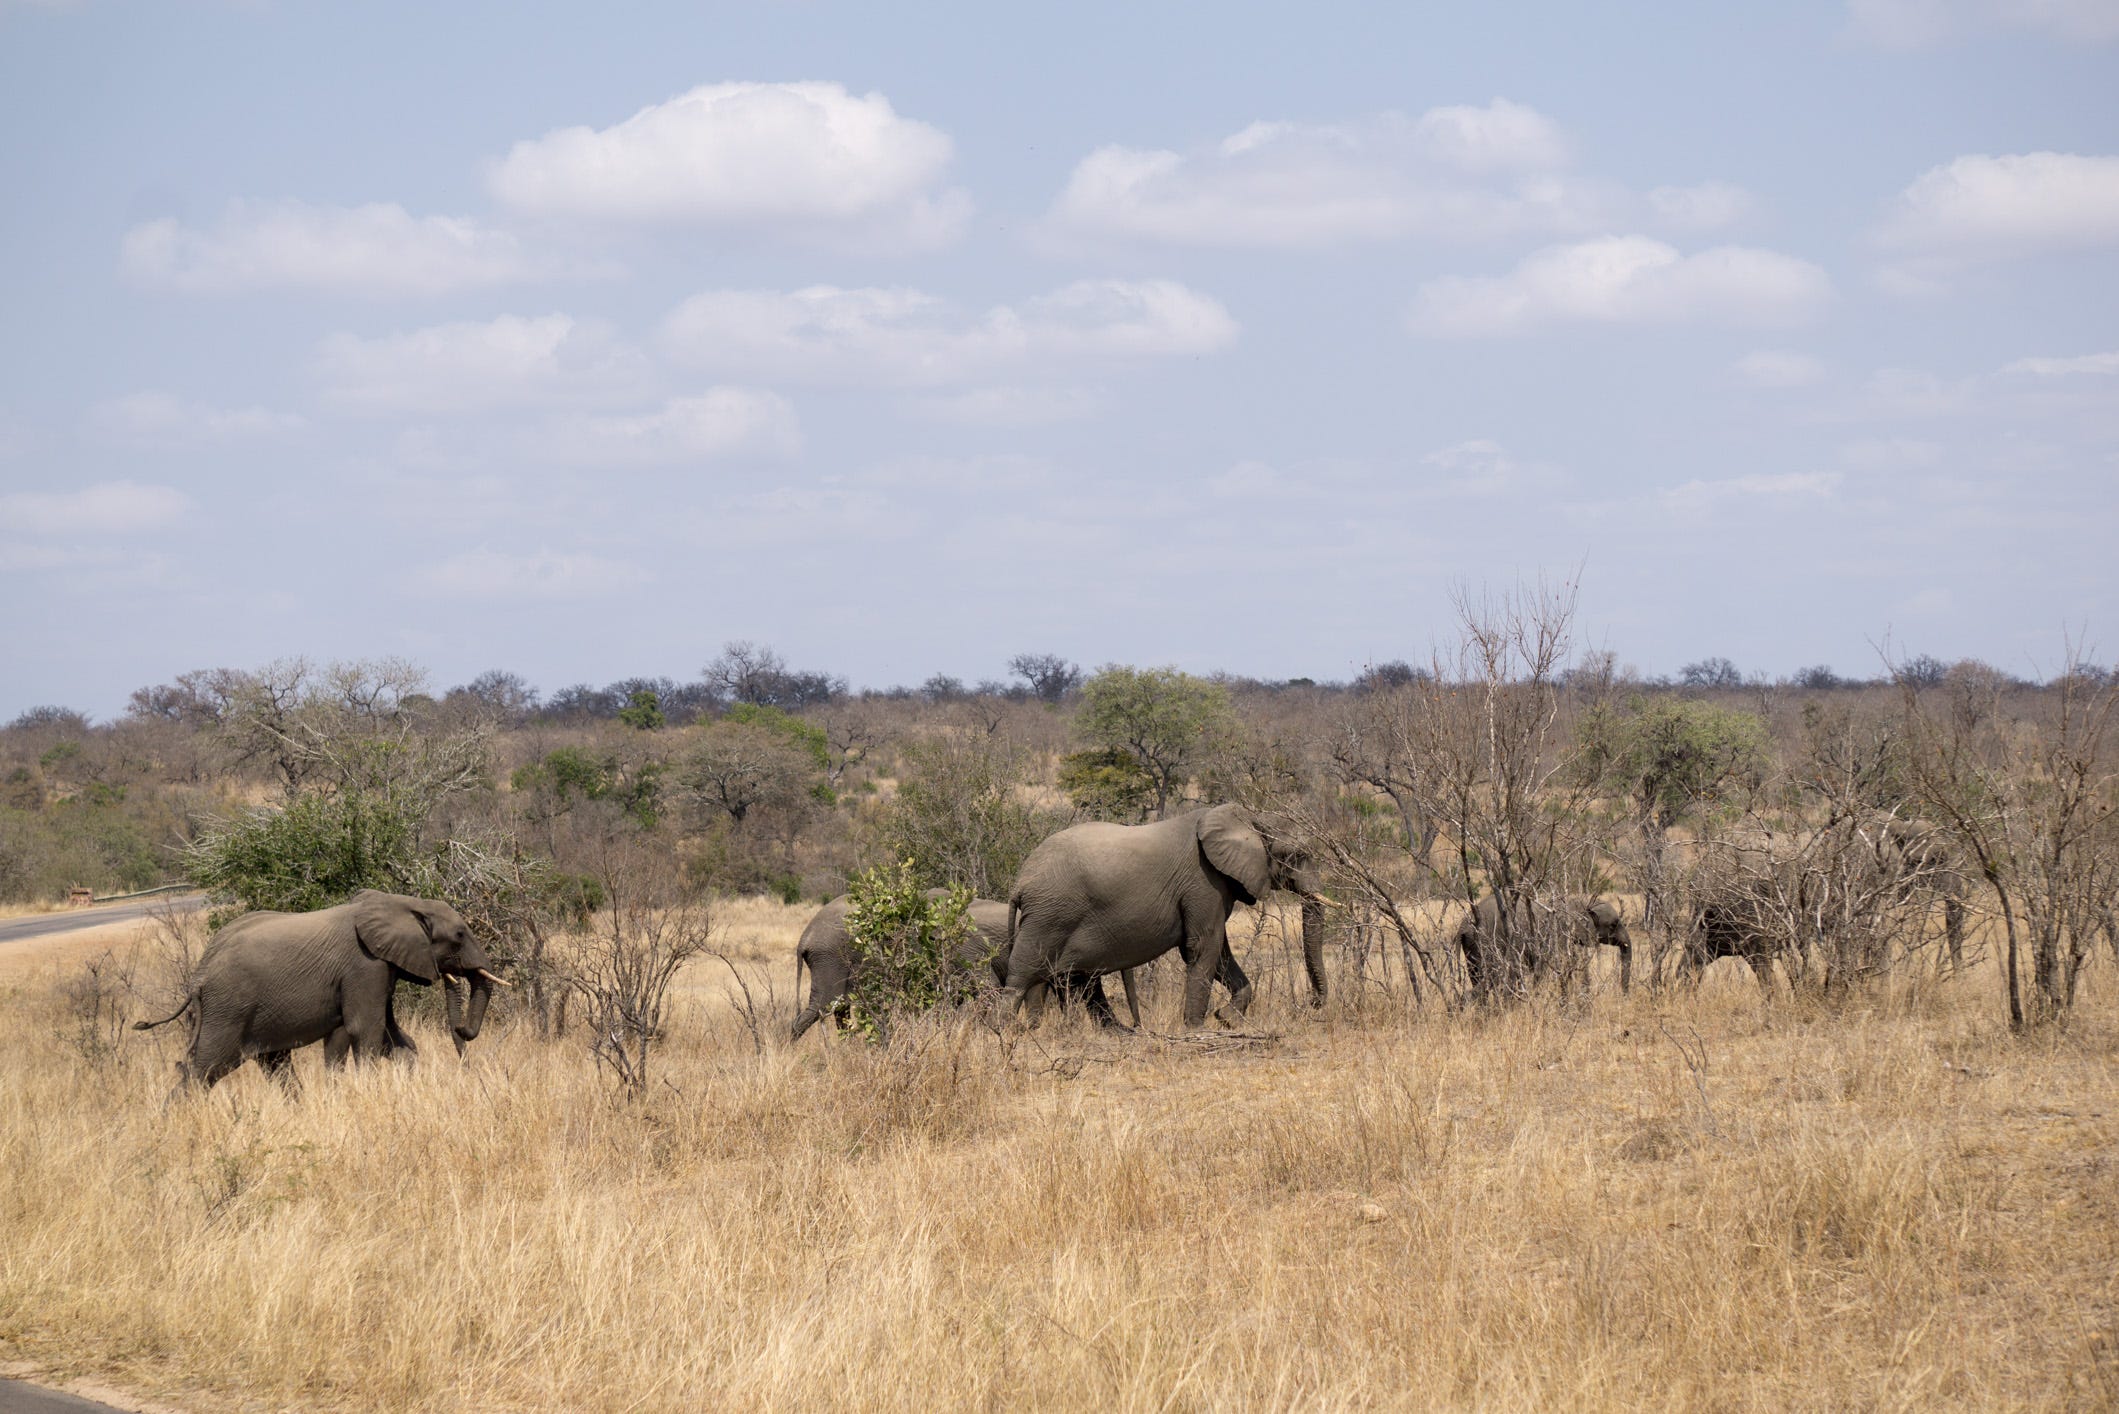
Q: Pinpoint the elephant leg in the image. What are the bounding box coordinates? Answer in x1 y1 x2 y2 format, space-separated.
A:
323 1028 355 1068
254 1049 299 1090
188 1016 247 1091
1177 924 1228 1030
1118 967 1141 1029
1022 981 1051 1027
1063 973 1132 1031
1216 949 1254 1017
1746 951 1778 992
1944 897 1966 972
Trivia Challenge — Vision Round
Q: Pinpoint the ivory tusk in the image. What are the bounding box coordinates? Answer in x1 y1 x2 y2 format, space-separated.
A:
475 968 511 988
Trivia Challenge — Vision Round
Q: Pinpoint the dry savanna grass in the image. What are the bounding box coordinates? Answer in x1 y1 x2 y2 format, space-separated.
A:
2 907 2116 1412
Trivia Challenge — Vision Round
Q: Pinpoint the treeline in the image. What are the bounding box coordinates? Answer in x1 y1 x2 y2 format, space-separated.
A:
5 617 2114 1032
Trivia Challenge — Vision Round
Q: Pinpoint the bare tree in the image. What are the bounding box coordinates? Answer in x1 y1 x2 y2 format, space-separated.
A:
562 831 711 1096
1009 652 1082 705
1898 645 2119 1030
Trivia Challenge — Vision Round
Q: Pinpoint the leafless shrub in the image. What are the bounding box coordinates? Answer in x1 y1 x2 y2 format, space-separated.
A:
559 833 712 1096
56 945 145 1071
1898 643 2119 1030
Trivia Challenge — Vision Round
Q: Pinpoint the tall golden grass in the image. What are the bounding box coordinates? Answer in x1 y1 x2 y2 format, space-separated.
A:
1 908 2115 1411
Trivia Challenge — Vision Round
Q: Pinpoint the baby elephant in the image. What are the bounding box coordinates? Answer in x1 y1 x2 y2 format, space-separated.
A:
134 889 506 1090
1456 893 1633 1000
790 889 1136 1040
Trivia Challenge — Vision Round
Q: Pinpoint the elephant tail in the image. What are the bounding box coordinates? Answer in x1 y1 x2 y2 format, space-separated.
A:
132 993 194 1031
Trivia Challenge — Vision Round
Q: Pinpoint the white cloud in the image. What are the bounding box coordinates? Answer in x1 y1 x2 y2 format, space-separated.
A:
1732 350 1827 387
1046 103 1610 249
1849 0 2119 47
418 548 648 600
316 314 651 414
1410 236 1831 336
121 201 556 296
2003 350 2119 375
487 81 969 247
661 279 1237 386
90 391 304 445
1649 182 1755 230
543 390 801 466
1419 439 1563 496
1663 470 1841 511
901 385 1109 427
1840 437 1947 471
1877 153 2119 279
0 480 190 534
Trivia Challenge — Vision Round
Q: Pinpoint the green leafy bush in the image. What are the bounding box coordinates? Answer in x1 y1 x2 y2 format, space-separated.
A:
841 861 985 1039
185 792 423 918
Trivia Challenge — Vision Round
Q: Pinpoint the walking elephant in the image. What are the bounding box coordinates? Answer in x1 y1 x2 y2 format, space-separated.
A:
134 890 506 1090
1456 893 1633 1000
790 889 1138 1041
1003 803 1327 1030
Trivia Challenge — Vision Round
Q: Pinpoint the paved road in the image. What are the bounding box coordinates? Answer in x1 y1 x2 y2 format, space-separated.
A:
0 895 203 946
0 1379 133 1412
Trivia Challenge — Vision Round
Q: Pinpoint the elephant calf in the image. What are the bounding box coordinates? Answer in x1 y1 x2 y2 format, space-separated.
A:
1455 893 1633 1001
791 889 1137 1041
135 889 506 1090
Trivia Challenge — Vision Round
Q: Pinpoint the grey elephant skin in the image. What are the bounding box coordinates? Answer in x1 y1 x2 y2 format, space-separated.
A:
1004 803 1325 1029
1456 894 1633 999
790 890 1137 1040
134 890 505 1089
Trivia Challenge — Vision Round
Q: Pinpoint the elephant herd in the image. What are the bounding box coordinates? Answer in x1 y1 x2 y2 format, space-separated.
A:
134 803 1970 1091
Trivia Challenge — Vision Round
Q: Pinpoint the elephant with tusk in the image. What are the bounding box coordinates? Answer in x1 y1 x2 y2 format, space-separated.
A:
134 889 505 1090
1002 804 1328 1030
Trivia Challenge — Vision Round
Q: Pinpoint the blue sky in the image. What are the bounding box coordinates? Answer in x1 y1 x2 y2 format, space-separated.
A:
2 0 2115 717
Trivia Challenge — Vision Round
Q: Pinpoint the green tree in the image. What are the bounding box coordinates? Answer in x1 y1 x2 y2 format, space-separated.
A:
1072 665 1236 818
840 860 983 1039
1578 694 1769 962
616 689 665 731
1056 747 1157 822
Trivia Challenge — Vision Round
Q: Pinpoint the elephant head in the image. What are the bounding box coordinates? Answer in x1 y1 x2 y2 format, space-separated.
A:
1582 898 1633 993
352 890 507 1051
1197 804 1330 1006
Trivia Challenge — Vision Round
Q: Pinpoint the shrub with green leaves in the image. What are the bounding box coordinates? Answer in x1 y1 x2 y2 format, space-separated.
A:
185 791 423 917
841 861 985 1039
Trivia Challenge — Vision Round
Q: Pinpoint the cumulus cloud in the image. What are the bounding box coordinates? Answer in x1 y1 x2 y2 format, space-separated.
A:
1045 102 1612 248
661 279 1237 386
2003 350 2119 375
1409 236 1832 336
316 313 652 414
90 391 304 445
1848 0 2119 48
487 81 969 247
121 201 559 296
0 480 190 535
1731 350 1827 387
418 548 648 600
543 389 801 465
1876 153 2119 289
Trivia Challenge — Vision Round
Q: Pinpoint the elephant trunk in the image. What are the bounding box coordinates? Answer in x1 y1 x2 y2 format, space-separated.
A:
443 975 468 1054
1301 896 1328 1007
457 970 493 1047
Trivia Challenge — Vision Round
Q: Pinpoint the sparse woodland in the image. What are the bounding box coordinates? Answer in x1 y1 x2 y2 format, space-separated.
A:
2 604 2117 1410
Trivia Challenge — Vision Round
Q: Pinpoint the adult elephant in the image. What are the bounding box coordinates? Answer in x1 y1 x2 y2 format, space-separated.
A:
1455 893 1633 1000
790 889 1138 1041
1003 804 1326 1030
134 890 506 1090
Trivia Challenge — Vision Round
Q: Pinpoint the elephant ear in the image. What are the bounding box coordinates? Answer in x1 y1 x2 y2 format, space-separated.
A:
1198 805 1271 904
352 890 438 983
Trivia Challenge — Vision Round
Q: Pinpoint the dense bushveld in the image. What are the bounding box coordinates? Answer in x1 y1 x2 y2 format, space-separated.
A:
2 610 2116 1408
